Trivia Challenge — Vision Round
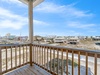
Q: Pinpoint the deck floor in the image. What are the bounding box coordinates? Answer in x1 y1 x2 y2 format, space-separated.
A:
4 64 52 75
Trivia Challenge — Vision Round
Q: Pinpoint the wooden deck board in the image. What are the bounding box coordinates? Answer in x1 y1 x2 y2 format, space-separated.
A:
4 64 52 75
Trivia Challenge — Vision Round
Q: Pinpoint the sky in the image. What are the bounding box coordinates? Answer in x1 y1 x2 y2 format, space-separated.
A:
0 0 100 36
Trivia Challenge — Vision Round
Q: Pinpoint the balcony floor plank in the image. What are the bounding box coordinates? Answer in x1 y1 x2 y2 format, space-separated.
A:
4 64 51 75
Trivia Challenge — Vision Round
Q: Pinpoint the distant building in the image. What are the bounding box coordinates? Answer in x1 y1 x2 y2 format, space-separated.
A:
6 33 11 36
92 36 100 41
7 35 16 40
17 36 28 41
53 36 65 43
78 36 87 40
67 37 79 44
43 37 52 43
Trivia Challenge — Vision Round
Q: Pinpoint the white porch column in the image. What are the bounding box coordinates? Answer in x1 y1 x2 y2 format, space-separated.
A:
28 0 33 43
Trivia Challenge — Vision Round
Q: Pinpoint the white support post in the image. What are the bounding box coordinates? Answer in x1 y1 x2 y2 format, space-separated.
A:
29 0 33 44
28 0 33 66
0 47 2 75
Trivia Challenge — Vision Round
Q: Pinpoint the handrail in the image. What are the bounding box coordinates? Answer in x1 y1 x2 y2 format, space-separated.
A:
1 43 100 54
32 43 100 75
0 43 30 49
0 43 100 75
33 43 100 57
0 44 30 74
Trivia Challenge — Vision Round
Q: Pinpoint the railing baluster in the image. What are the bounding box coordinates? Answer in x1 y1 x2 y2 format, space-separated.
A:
35 45 37 63
38 46 40 65
57 49 59 74
61 49 63 75
41 46 43 66
34 45 36 63
44 46 46 68
11 46 12 69
15 46 17 67
43 46 45 66
86 52 88 75
53 48 55 72
47 47 49 69
38 45 39 65
38 46 39 64
66 50 68 75
45 47 47 68
40 46 42 66
23 45 24 64
36 46 38 64
50 48 52 71
72 51 74 75
78 51 80 75
6 47 7 71
37 46 39 64
94 53 97 75
42 46 43 66
26 45 27 62
35 45 36 63
39 46 40 65
39 46 41 65
33 45 34 63
19 46 21 66
43 46 44 67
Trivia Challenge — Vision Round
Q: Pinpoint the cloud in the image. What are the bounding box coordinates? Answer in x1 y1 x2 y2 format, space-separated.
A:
34 20 49 26
0 7 27 29
34 2 97 35
1 1 93 18
35 30 83 36
34 2 93 18
67 21 95 29
0 0 26 7
0 0 98 36
1 0 19 3
0 7 48 29
35 2 64 13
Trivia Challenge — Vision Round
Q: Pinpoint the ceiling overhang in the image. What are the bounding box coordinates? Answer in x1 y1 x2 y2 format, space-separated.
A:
19 0 44 8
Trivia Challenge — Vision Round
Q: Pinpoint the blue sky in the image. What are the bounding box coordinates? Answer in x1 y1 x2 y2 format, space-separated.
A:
0 0 100 36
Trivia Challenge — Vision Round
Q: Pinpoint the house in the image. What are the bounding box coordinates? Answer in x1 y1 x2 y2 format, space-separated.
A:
53 36 66 43
92 36 100 41
78 36 87 40
43 37 52 43
67 37 79 44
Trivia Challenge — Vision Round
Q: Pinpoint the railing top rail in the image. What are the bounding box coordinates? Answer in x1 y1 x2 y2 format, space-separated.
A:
0 43 100 54
0 43 30 49
33 43 100 54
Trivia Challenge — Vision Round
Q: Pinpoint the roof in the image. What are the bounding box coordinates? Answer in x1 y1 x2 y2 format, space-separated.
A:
19 0 44 8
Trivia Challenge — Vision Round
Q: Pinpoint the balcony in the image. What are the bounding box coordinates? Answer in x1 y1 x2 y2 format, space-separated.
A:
0 43 100 75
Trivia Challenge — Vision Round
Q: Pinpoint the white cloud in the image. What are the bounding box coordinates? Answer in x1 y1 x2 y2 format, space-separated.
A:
34 20 49 26
0 0 94 18
1 1 93 18
35 2 64 13
1 0 19 3
34 2 93 18
0 0 26 7
0 19 25 29
0 7 48 29
35 30 82 36
67 21 95 29
0 7 27 29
